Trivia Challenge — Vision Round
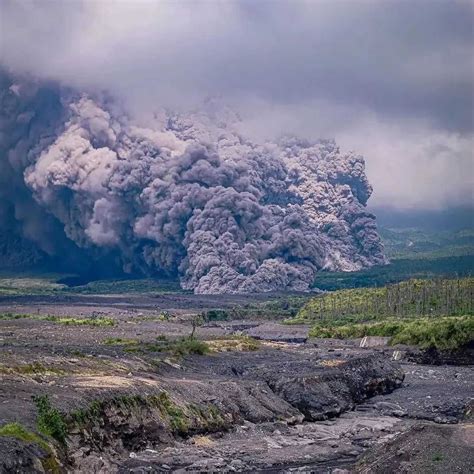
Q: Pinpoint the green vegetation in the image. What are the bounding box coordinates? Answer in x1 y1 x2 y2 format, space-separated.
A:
201 296 311 321
312 256 473 291
156 392 188 433
309 316 474 350
310 226 474 291
0 422 51 452
170 338 209 356
42 315 115 326
105 335 210 357
293 278 473 323
0 312 32 320
309 227 474 291
0 227 471 297
0 362 65 376
204 309 229 321
146 337 210 356
0 312 116 326
70 392 190 434
70 392 228 436
0 276 66 296
0 274 184 297
207 335 261 352
33 395 68 444
298 277 474 350
188 403 227 432
0 422 60 472
380 227 474 260
64 278 185 295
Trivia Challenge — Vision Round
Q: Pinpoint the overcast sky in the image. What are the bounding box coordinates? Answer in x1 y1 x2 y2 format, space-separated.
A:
1 0 473 209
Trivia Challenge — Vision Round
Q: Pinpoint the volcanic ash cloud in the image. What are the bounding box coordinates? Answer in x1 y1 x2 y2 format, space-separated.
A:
0 73 386 293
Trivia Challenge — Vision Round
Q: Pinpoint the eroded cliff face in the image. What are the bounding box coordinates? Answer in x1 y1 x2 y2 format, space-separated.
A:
0 71 386 293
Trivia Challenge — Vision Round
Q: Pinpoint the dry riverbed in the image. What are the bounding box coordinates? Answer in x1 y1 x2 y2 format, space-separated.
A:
0 295 472 473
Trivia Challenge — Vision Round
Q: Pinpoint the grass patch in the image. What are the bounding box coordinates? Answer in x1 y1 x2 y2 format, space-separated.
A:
0 312 32 320
0 422 51 452
117 336 210 357
0 362 65 376
43 315 115 326
0 277 66 296
309 316 474 350
207 335 261 352
0 312 116 326
155 392 188 433
148 337 210 357
0 422 60 472
33 395 67 444
64 278 184 295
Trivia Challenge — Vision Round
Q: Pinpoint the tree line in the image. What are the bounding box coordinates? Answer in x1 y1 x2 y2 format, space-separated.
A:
300 278 473 320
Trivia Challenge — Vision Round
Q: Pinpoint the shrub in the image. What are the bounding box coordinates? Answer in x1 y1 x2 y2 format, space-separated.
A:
309 316 474 350
171 338 210 356
205 309 229 321
33 395 67 444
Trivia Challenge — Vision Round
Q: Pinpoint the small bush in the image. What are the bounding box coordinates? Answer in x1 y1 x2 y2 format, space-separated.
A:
111 336 210 357
171 338 210 356
205 309 229 321
33 395 67 444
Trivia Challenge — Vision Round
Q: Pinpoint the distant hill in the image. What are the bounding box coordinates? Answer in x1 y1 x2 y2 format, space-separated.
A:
379 227 474 260
370 206 473 231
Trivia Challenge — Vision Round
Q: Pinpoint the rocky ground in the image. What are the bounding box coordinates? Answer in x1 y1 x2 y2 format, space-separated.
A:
0 295 472 473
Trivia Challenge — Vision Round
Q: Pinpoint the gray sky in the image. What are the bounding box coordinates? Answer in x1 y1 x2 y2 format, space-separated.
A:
1 0 473 209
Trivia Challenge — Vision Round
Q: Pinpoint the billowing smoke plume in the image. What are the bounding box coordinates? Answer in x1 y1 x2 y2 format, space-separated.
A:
0 71 386 293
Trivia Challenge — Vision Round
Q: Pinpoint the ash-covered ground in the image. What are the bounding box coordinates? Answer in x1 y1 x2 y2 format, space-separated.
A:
0 294 472 473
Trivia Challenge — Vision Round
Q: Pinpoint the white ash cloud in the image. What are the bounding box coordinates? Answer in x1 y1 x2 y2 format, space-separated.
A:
0 73 385 293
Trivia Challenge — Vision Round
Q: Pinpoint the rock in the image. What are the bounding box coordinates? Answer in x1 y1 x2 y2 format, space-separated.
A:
229 459 245 469
0 438 49 473
360 336 391 348
392 350 405 361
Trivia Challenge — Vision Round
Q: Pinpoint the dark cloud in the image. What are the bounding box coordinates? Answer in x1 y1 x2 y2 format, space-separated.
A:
1 0 472 130
0 0 472 209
